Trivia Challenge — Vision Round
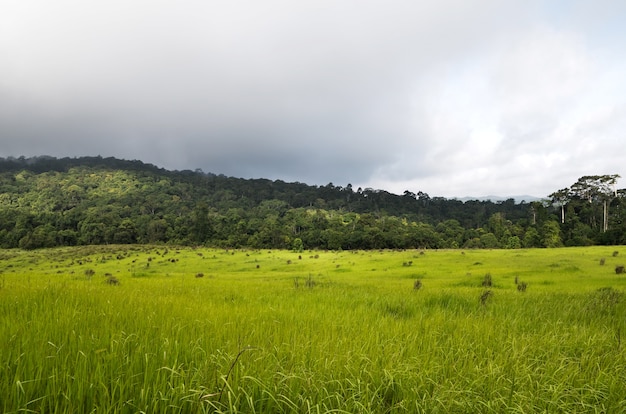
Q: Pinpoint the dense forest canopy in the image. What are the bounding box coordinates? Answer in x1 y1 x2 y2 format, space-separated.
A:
0 156 623 249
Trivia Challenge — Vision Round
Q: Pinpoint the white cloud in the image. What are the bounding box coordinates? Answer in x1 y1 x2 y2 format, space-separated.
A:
367 17 625 197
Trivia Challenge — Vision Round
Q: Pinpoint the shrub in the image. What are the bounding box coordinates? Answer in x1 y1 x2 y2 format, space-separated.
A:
292 238 304 253
105 275 120 285
615 265 625 274
480 290 492 305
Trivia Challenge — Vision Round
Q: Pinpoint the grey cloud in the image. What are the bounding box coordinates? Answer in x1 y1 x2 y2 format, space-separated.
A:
1 0 624 197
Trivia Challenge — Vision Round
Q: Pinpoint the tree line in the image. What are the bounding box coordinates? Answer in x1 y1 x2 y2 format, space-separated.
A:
0 156 623 250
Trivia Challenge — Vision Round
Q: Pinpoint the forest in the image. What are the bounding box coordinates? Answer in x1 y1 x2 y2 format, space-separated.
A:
0 155 623 250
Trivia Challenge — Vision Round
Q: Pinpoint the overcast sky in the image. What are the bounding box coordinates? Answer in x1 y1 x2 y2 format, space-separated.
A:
1 1 625 198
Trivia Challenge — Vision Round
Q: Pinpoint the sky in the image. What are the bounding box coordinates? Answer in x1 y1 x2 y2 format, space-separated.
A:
1 1 625 199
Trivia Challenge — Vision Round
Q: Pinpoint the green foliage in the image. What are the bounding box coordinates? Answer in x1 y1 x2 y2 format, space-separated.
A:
0 157 624 250
523 226 541 248
292 237 304 253
505 235 522 249
480 232 500 248
542 220 563 248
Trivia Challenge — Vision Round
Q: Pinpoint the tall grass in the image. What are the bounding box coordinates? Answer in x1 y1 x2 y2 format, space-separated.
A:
1 246 625 412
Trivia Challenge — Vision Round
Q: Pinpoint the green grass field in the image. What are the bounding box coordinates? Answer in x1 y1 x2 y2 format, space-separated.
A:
1 245 626 413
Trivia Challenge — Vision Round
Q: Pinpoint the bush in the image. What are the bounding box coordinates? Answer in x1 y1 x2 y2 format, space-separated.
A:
105 275 120 285
480 290 492 305
292 238 304 253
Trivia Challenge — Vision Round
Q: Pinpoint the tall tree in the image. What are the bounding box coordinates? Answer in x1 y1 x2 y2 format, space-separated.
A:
570 175 620 232
549 188 570 224
596 174 620 232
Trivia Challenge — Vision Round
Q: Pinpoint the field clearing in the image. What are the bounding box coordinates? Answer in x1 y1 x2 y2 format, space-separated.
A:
1 245 626 413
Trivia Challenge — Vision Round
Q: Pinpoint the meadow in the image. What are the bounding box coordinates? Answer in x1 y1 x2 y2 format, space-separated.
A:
1 245 626 413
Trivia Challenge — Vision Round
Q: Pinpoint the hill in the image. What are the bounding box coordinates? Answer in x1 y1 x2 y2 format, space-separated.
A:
457 195 542 203
0 156 623 249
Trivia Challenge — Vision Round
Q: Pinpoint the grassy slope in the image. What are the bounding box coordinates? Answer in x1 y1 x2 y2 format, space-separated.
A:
1 246 626 413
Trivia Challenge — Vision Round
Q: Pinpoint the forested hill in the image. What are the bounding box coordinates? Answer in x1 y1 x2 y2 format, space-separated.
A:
0 156 623 249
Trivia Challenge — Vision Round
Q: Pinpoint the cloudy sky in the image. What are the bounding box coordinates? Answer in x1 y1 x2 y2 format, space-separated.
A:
1 1 625 198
